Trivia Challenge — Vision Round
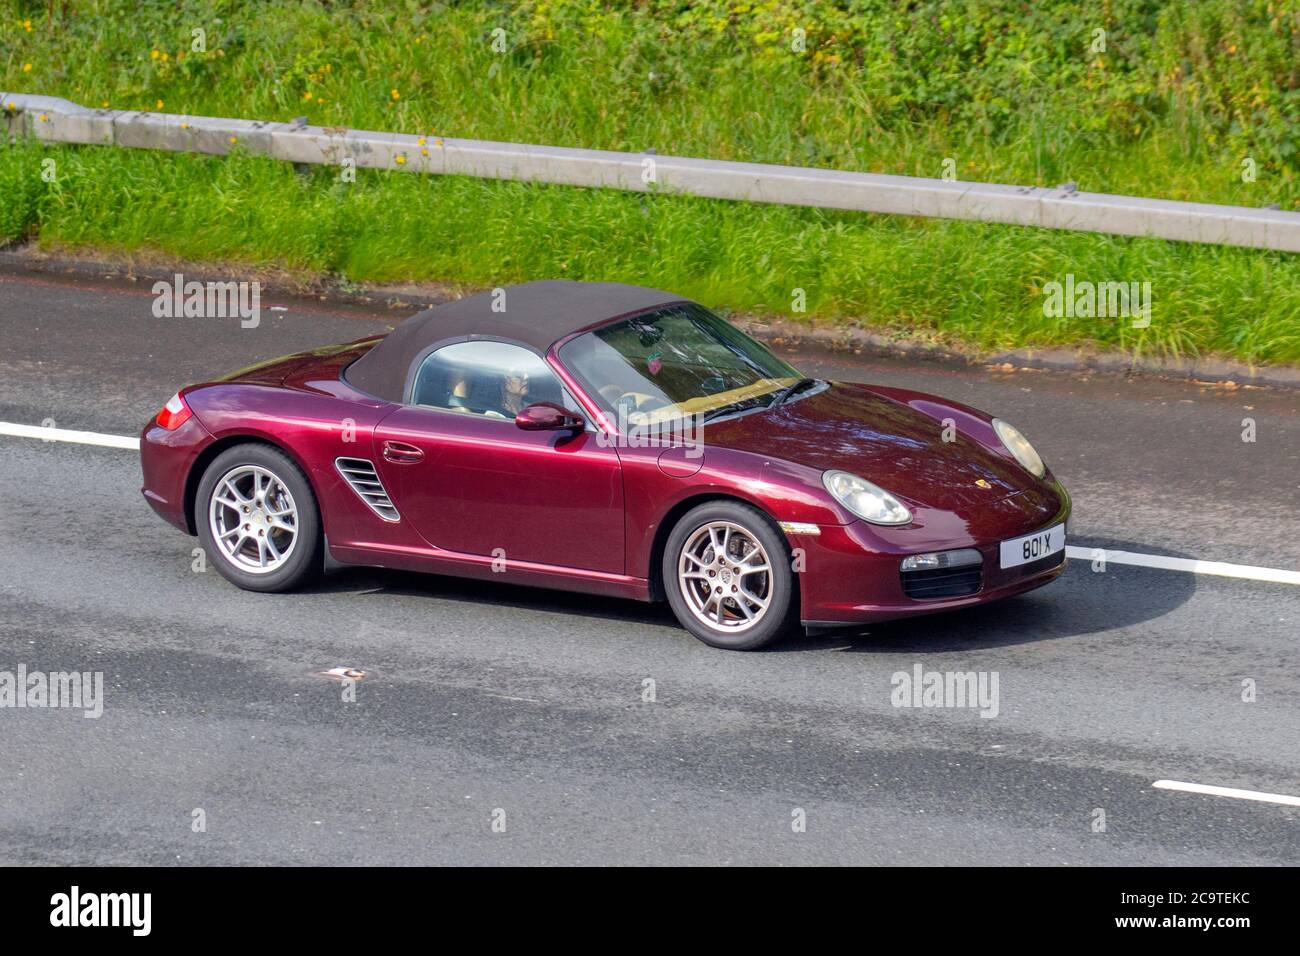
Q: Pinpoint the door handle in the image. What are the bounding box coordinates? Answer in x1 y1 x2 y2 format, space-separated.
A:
382 440 425 463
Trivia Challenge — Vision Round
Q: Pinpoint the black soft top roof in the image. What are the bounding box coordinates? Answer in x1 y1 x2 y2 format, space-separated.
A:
346 279 685 402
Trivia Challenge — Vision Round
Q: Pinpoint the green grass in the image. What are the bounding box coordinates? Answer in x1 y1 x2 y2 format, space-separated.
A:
5 141 1298 364
2 1 1299 364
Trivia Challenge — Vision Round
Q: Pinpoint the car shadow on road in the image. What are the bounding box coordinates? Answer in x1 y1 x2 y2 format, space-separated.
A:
300 536 1197 652
789 537 1199 654
304 566 682 629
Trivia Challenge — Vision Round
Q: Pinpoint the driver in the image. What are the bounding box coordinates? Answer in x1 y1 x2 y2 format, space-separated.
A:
497 366 531 417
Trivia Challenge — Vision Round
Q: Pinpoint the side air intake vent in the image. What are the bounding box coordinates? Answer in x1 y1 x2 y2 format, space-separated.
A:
335 458 400 522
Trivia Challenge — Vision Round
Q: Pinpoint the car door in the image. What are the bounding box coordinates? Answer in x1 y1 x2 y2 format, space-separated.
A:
371 340 624 574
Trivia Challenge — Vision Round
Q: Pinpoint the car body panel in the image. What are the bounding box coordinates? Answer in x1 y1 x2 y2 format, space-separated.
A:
698 381 1051 518
165 339 405 549
371 404 625 573
793 488 1070 624
139 410 213 532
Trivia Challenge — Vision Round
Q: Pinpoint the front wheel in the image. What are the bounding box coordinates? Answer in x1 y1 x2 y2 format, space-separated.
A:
195 443 323 593
662 501 799 650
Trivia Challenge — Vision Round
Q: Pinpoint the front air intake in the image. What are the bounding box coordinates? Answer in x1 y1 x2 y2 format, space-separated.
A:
335 458 400 522
900 565 983 599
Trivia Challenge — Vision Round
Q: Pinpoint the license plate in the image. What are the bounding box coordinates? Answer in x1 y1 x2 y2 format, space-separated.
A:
1000 524 1065 569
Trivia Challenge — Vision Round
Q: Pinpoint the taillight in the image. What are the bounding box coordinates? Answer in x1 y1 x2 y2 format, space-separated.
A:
155 391 193 430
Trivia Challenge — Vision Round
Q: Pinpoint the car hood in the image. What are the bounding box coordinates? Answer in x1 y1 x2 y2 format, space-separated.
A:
701 381 1055 515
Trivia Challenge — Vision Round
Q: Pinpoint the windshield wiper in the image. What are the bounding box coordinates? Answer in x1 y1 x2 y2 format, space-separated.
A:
701 378 818 424
767 377 818 408
702 397 767 423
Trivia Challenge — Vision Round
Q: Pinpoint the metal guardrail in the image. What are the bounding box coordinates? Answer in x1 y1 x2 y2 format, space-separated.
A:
4 92 1299 253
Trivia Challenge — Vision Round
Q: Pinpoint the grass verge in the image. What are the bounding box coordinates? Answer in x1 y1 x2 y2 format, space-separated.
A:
3 141 1298 365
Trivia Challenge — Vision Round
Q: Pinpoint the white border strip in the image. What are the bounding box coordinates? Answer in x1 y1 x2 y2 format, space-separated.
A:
0 421 139 450
1065 545 1300 585
1153 780 1300 808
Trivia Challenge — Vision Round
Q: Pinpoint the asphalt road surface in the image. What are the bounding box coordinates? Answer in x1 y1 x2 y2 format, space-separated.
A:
1 265 1297 865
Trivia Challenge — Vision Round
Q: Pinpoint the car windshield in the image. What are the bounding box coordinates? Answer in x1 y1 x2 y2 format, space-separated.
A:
557 303 800 427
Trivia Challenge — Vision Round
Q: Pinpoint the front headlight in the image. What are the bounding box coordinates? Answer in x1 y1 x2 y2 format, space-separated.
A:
992 419 1045 478
822 470 912 525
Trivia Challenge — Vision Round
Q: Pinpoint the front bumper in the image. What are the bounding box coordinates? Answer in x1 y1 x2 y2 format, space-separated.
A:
795 481 1071 626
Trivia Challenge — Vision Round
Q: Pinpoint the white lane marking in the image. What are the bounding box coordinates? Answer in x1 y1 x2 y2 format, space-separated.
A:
1153 780 1300 808
1065 545 1300 586
1 420 1298 587
0 421 139 450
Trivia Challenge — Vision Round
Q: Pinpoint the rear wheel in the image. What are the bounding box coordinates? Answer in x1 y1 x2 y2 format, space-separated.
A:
663 501 798 650
196 443 323 592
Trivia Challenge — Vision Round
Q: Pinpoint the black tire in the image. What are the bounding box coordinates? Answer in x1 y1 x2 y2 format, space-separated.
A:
195 443 323 593
662 500 799 650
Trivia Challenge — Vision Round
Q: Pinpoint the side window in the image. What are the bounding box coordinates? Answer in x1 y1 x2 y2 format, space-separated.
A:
411 341 568 421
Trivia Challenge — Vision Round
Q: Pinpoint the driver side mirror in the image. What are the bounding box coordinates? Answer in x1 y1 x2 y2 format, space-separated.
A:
515 402 585 433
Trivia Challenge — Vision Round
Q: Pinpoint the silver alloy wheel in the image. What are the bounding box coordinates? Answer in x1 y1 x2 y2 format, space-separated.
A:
208 464 299 574
677 521 773 632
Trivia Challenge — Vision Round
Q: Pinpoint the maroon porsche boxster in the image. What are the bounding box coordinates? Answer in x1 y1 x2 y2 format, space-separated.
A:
140 280 1069 649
